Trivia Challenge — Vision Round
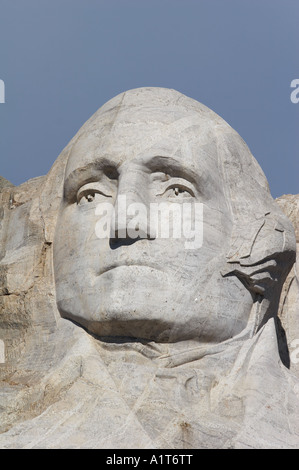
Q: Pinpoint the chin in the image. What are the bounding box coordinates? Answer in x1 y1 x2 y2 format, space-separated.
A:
58 299 192 342
85 302 177 341
85 318 176 342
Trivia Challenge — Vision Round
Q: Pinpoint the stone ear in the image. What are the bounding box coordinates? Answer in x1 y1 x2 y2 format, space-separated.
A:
221 212 296 296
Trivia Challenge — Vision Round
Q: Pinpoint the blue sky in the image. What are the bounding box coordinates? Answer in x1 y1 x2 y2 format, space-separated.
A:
0 0 298 198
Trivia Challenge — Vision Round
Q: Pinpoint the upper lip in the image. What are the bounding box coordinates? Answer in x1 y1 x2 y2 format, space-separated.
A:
98 260 162 276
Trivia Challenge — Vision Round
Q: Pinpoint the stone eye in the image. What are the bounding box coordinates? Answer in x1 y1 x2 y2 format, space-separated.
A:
174 187 188 196
77 190 100 206
156 183 195 199
77 185 113 205
167 185 194 198
85 192 95 202
77 190 98 205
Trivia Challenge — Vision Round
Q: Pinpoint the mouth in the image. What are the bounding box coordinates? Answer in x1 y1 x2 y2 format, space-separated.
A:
98 262 162 276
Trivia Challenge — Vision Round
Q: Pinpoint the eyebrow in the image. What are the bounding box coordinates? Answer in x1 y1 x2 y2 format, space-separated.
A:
144 155 200 188
64 154 202 202
64 159 118 202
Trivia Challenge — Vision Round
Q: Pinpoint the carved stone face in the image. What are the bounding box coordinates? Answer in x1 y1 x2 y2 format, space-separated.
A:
53 93 253 343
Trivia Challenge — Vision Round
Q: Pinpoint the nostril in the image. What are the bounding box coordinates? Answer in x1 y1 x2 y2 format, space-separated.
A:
109 227 155 250
109 233 144 250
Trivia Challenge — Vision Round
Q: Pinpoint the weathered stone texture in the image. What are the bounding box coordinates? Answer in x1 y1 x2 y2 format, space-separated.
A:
0 88 298 448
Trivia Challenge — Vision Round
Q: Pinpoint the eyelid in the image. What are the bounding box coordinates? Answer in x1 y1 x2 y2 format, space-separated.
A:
76 182 113 203
155 178 196 197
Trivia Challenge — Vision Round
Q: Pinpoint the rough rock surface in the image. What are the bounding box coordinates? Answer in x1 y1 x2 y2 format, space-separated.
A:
0 176 14 191
276 194 299 376
0 88 298 449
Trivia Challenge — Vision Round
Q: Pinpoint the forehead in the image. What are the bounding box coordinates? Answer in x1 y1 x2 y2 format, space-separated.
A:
65 105 220 179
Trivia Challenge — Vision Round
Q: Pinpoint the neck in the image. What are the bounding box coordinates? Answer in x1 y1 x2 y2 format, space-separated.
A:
93 324 254 370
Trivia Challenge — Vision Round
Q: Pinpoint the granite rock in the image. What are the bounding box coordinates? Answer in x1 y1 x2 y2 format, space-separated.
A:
0 88 298 449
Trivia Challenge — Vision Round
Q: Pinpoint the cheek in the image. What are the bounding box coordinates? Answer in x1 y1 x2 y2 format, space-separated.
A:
55 206 99 247
202 207 232 252
201 273 253 340
53 207 100 280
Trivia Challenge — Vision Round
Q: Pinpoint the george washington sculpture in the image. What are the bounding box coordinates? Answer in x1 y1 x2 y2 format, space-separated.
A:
0 88 298 448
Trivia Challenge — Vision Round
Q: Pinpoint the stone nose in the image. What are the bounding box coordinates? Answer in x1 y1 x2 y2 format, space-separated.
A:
110 168 155 244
